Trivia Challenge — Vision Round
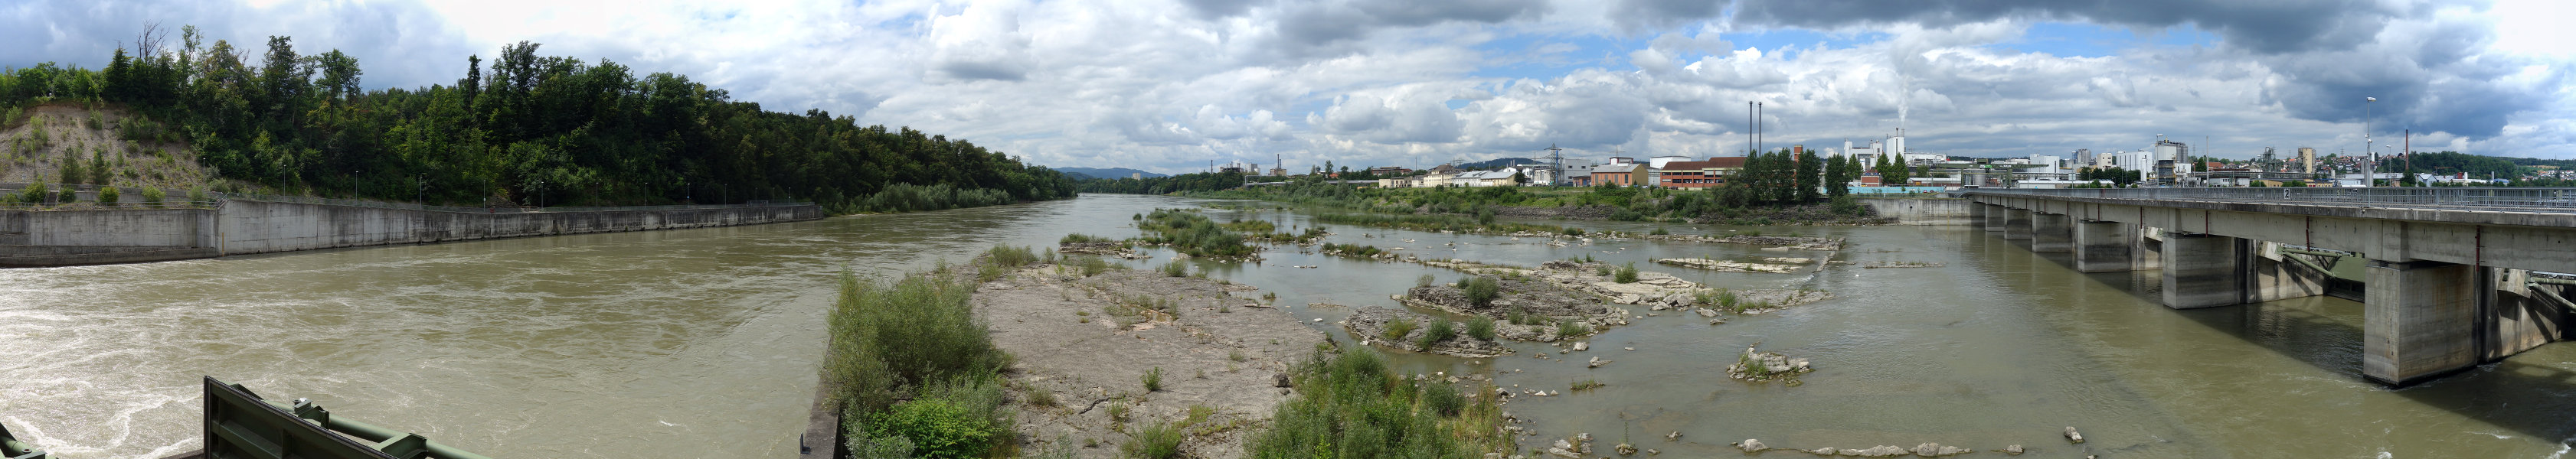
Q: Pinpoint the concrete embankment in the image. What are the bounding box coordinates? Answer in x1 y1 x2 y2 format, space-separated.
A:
1856 197 1976 225
0 200 824 267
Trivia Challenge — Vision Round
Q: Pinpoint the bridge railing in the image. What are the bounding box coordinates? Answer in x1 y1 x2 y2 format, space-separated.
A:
1962 187 2576 213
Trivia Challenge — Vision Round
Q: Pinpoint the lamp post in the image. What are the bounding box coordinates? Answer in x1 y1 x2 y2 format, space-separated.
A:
2364 96 2377 187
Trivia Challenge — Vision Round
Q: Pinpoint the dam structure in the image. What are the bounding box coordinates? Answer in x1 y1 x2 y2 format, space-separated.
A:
0 192 824 267
1963 187 2576 386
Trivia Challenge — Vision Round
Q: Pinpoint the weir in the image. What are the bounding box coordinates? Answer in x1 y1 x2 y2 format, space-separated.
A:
1966 187 2576 386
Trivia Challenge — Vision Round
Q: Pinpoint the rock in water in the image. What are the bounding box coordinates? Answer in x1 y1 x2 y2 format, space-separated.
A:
1614 443 1636 455
1850 445 1907 457
1806 448 1838 455
2004 444 2025 455
1665 431 1682 441
1737 439 1767 452
2063 426 2084 444
1572 342 1590 351
1911 443 1967 457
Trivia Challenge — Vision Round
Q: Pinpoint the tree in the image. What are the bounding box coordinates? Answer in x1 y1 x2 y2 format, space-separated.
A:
1509 169 1528 186
309 50 360 102
1794 148 1823 203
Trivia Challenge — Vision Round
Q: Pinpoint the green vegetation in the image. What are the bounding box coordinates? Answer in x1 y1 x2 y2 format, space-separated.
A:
1460 275 1500 308
141 187 165 207
1614 262 1639 284
1416 274 1436 288
1143 366 1165 392
824 263 1013 459
1571 379 1605 391
1381 317 1420 341
1245 349 1509 459
1556 320 1590 337
1321 243 1383 257
1059 233 1120 244
1160 259 1190 277
0 27 1073 212
1122 421 1185 459
1417 320 1457 349
1136 208 1258 258
96 186 119 205
1466 316 1497 341
1313 211 1566 235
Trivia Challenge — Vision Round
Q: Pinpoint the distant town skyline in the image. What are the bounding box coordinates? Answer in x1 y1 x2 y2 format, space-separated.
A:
8 0 2573 174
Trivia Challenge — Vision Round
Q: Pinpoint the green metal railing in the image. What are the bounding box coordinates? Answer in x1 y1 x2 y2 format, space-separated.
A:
1 420 44 459
203 376 493 459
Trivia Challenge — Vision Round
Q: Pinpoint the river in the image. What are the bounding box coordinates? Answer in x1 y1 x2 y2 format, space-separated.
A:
4 194 2574 458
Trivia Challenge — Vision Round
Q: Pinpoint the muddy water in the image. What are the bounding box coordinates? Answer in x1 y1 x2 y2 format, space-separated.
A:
5 194 2574 458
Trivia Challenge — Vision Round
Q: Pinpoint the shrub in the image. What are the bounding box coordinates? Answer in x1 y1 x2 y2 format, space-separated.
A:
1417 274 1436 288
1381 317 1419 340
1556 320 1589 337
843 427 917 459
97 186 119 205
1422 381 1466 417
1466 316 1496 341
988 245 1038 268
1416 320 1456 349
1143 366 1165 392
1650 226 1670 235
1080 256 1111 277
1614 262 1639 283
60 151 84 186
1244 349 1503 459
1462 276 1499 307
866 398 996 459
1561 226 1584 236
1595 265 1611 276
1160 260 1188 277
824 270 1005 415
142 187 165 207
1122 421 1184 459
18 182 47 205
1230 350 1248 362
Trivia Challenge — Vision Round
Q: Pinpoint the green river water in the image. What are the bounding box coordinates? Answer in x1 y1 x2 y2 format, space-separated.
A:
3 194 2574 458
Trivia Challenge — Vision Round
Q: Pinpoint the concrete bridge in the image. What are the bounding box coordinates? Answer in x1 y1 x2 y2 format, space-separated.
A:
1962 187 2576 386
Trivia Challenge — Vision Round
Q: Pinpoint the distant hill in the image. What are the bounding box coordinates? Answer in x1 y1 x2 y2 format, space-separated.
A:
1456 158 1540 170
1058 167 1168 180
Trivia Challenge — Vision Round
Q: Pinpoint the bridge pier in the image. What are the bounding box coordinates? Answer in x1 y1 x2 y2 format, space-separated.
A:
2160 233 2244 309
2364 260 2480 386
2073 220 2132 272
2031 213 2074 252
2485 269 2573 361
1984 204 2007 232
2247 242 2330 302
2135 226 2165 270
2002 208 2034 240
1970 203 1988 230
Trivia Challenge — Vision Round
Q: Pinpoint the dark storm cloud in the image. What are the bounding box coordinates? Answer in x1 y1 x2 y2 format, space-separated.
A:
1263 0 1549 59
1181 0 1270 19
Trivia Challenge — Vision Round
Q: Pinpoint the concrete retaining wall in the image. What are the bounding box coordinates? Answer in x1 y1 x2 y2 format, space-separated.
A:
212 201 822 255
0 200 826 267
1858 197 1976 225
24 209 213 247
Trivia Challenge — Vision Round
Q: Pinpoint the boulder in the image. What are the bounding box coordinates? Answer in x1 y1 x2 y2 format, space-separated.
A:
1846 445 1907 457
1737 439 1767 452
2064 426 2084 444
2003 444 2025 455
1665 431 1682 441
1614 443 1636 455
1695 308 1718 317
1571 342 1590 351
1911 443 1966 457
1275 373 1293 388
1807 448 1838 455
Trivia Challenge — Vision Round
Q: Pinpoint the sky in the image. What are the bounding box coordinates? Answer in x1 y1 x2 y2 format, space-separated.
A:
6 0 2574 174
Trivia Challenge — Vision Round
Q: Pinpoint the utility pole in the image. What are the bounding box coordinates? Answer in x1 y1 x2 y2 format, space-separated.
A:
1756 101 1764 155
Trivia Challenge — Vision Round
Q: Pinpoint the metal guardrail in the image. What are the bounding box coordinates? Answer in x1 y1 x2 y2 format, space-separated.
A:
1962 187 2576 213
203 376 493 459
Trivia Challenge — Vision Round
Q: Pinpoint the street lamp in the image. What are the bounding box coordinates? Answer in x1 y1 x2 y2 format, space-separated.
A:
2364 96 2377 187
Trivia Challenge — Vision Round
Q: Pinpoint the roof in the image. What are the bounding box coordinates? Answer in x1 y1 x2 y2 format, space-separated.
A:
1593 164 1639 173
1662 157 1747 171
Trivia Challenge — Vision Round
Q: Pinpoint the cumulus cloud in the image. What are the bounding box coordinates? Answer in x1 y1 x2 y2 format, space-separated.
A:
4 0 2572 173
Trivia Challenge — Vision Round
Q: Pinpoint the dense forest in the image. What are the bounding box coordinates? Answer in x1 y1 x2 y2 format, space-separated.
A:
0 25 1073 213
